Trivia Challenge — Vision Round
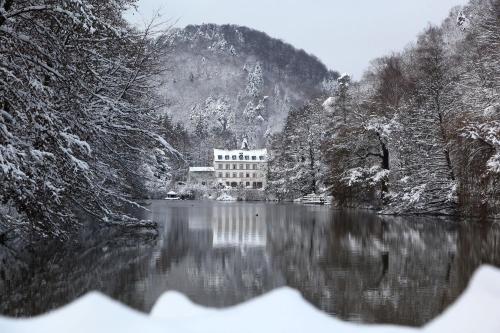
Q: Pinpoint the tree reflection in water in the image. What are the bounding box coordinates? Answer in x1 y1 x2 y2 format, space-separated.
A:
0 201 498 327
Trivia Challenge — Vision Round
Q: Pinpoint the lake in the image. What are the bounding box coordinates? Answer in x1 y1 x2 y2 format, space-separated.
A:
1 201 499 327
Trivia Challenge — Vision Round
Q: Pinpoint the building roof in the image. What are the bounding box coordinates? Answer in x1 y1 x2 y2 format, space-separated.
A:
189 167 215 172
213 148 268 161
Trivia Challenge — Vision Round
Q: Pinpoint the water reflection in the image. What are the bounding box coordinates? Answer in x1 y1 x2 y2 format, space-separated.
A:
0 201 499 327
212 205 266 248
134 202 280 313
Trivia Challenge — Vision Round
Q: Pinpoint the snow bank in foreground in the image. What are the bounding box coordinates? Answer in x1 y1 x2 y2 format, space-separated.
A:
0 266 499 333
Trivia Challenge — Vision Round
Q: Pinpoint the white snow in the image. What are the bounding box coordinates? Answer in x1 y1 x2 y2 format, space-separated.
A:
240 138 249 150
487 153 500 174
456 11 470 30
483 105 499 118
402 184 426 204
189 167 215 172
60 132 91 155
216 193 237 201
424 265 500 333
0 265 499 333
322 97 336 112
343 166 389 187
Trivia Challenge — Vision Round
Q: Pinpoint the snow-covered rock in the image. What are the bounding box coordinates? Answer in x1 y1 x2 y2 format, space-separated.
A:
216 193 237 201
0 266 499 333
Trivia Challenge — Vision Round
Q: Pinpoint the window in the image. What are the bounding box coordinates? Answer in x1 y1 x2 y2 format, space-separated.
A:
225 164 230 170
218 172 222 177
226 172 230 178
239 172 243 178
232 164 237 169
239 164 243 169
239 154 244 160
246 164 250 169
252 164 257 170
225 155 229 160
246 173 250 178
259 156 264 160
233 173 237 178
253 173 256 178
232 155 237 160
218 164 223 169
251 156 256 160
256 182 263 189
245 156 249 160
246 182 250 186
218 155 223 160
226 182 230 186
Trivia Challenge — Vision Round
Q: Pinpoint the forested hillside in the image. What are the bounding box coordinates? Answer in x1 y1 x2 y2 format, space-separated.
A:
268 0 499 218
157 24 338 166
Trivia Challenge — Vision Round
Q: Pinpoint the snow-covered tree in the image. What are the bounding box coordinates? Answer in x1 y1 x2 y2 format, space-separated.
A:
268 99 327 199
190 96 234 133
295 0 498 216
0 0 176 238
245 62 264 98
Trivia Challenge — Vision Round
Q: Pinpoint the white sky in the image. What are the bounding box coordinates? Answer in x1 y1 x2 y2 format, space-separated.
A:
126 0 468 79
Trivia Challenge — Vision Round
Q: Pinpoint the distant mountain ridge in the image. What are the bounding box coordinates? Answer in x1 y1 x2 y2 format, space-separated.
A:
159 24 338 158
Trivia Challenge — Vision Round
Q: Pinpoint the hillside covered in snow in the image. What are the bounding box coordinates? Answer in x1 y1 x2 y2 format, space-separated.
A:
158 24 338 160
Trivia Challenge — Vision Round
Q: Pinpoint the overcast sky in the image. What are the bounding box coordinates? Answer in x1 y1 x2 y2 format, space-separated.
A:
126 0 468 79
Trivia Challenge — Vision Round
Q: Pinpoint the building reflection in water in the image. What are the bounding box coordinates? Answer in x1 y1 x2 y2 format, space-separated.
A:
129 202 280 313
212 205 266 249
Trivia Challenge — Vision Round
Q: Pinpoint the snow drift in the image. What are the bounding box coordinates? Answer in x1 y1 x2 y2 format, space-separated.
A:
0 265 499 333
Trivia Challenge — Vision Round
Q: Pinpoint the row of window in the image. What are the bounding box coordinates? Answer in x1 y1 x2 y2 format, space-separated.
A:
217 154 265 161
218 172 259 179
223 181 263 189
217 163 259 170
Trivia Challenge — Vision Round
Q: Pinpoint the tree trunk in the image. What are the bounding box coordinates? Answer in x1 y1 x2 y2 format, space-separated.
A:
377 134 390 198
309 145 316 194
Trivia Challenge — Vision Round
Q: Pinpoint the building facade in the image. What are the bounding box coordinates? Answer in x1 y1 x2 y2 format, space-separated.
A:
213 148 268 189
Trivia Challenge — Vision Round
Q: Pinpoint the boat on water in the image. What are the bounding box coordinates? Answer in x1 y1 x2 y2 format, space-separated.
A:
296 193 325 205
165 191 180 200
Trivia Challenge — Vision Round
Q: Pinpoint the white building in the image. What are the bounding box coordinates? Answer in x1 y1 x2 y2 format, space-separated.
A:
213 148 268 189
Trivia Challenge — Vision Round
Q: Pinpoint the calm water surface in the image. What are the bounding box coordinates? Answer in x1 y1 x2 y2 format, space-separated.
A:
1 201 499 326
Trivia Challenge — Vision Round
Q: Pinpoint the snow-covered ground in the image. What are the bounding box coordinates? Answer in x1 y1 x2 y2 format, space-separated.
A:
0 265 499 333
216 193 237 201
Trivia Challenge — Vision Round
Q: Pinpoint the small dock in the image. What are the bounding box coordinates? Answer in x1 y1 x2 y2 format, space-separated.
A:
295 194 325 205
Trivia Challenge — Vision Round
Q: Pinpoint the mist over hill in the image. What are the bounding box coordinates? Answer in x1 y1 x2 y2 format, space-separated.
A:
159 24 339 153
